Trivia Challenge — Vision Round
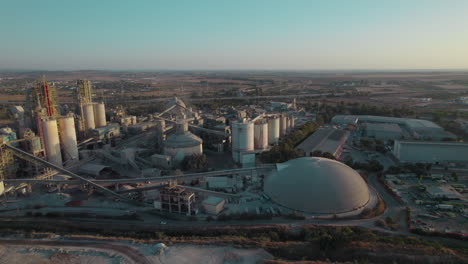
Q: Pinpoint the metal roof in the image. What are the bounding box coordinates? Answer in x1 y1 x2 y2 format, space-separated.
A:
202 196 225 206
295 128 349 155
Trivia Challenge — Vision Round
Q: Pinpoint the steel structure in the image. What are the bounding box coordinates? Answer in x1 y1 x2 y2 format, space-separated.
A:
1 143 130 202
3 165 275 185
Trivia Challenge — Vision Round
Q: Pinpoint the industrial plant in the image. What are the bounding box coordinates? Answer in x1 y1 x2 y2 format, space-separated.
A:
0 76 380 224
0 75 466 242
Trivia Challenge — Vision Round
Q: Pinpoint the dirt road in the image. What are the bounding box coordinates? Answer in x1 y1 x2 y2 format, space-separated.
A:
0 239 151 264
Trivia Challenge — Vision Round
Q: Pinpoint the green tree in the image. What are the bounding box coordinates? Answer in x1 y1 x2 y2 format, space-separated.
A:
451 172 459 182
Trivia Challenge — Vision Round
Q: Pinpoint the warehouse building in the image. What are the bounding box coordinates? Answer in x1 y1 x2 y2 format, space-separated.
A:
331 115 358 125
332 115 455 140
393 140 468 163
295 127 349 159
202 196 226 215
364 123 403 140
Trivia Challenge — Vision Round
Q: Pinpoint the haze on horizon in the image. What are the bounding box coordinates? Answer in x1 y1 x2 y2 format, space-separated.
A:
1 0 467 71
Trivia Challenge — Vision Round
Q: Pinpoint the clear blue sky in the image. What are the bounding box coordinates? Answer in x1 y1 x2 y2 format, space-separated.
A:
1 0 467 70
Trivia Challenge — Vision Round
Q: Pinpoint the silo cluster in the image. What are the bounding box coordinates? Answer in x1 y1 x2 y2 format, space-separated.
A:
82 102 107 130
231 114 296 161
41 116 81 167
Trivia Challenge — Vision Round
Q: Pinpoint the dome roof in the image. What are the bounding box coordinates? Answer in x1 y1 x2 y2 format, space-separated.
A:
264 157 370 214
165 132 202 148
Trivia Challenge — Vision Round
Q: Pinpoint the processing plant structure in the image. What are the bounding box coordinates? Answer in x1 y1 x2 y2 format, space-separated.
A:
0 80 383 224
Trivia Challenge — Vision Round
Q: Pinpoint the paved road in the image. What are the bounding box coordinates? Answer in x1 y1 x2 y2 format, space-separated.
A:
0 238 152 264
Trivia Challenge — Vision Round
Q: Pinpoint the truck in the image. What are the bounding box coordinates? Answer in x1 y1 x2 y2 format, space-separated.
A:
436 204 454 210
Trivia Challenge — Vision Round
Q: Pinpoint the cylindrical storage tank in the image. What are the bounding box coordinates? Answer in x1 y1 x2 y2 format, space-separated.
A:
280 115 288 137
93 102 106 128
286 116 292 134
131 116 137 125
42 119 63 167
232 120 254 159
254 121 268 150
290 116 295 129
268 117 280 144
83 103 95 130
58 117 79 162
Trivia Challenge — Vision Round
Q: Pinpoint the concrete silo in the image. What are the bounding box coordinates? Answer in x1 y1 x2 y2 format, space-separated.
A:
254 120 268 150
82 103 95 130
286 116 293 134
58 117 79 162
268 117 280 145
231 119 254 162
280 114 288 137
290 116 295 129
42 119 63 167
93 102 106 128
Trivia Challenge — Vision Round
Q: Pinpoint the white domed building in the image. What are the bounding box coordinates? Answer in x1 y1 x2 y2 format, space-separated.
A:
164 120 203 165
264 157 370 214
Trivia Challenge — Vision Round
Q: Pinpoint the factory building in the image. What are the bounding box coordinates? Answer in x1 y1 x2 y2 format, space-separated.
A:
331 115 358 125
332 115 455 140
89 123 120 141
151 153 172 169
295 127 349 159
202 196 226 215
426 185 464 200
264 157 370 214
154 184 195 216
393 140 468 163
364 123 403 140
164 120 203 166
206 176 235 193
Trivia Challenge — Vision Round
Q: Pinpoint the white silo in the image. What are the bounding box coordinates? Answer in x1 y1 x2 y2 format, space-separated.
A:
58 117 79 162
231 119 254 161
93 102 106 128
42 119 63 167
83 103 95 130
268 117 280 144
254 120 268 150
280 114 288 137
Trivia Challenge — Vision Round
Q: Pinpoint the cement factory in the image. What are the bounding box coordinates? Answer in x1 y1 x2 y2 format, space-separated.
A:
0 77 466 235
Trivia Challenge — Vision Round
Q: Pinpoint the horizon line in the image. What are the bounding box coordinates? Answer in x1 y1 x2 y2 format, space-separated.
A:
1 68 468 73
